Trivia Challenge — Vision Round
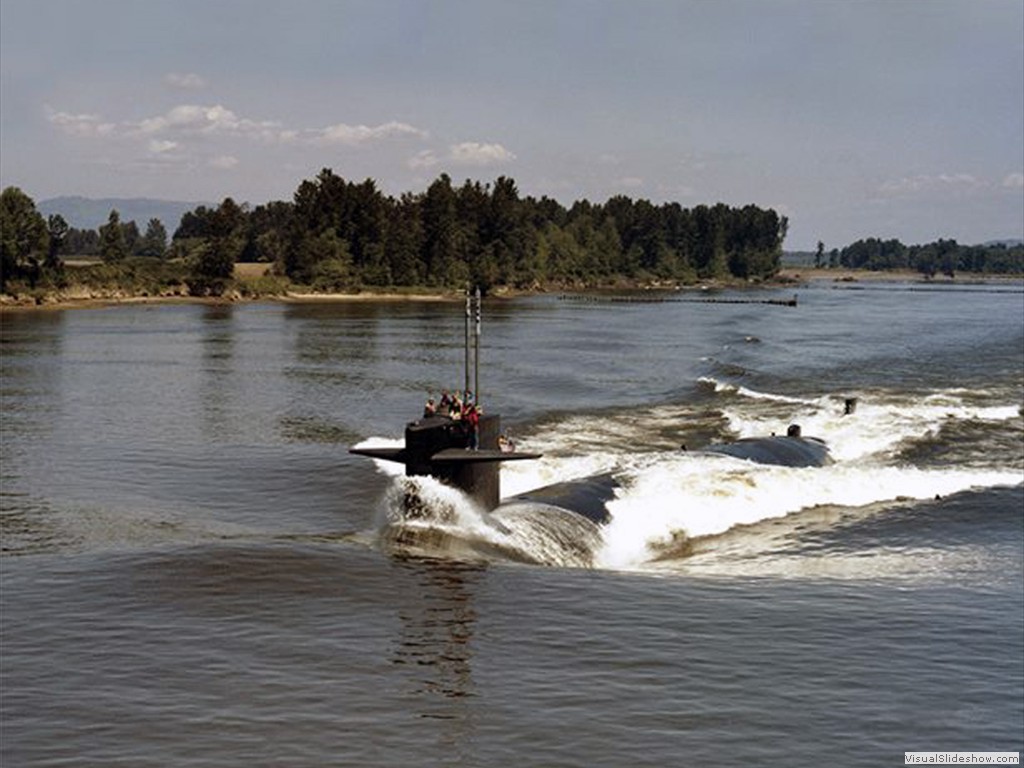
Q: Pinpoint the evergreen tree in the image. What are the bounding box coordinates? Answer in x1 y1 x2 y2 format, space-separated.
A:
99 210 128 263
139 218 168 259
421 174 463 285
385 193 423 286
46 214 69 270
122 220 141 256
186 198 246 295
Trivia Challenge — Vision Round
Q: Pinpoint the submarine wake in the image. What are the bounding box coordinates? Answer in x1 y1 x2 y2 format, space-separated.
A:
358 377 1021 573
373 474 602 568
507 381 1021 570
596 453 1019 570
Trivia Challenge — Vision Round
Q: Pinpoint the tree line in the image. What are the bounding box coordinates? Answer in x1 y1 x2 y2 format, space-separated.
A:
0 171 791 295
172 170 789 294
47 169 1024 298
64 211 170 261
1 186 173 292
812 237 1023 276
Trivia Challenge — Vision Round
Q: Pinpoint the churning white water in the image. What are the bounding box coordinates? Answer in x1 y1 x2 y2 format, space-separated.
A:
359 382 1022 570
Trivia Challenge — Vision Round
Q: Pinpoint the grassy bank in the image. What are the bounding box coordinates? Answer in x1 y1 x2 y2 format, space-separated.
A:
776 266 1024 284
0 260 464 310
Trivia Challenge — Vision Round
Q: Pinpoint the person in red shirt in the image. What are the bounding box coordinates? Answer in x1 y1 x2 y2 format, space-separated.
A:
465 404 480 450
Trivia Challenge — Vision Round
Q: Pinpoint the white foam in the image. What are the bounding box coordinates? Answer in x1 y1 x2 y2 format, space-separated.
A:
375 473 485 529
375 473 601 567
500 448 620 498
698 376 812 404
596 453 1021 569
360 382 1022 571
721 390 1021 463
508 384 1020 569
352 436 406 477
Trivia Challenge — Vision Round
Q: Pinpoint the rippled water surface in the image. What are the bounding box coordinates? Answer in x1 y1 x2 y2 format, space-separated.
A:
2 282 1022 766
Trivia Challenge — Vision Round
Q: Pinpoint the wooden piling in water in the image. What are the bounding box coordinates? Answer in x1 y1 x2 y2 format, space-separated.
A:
557 293 798 307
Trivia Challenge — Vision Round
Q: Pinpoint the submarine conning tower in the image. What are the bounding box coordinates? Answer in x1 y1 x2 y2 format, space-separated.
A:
349 287 541 511
350 413 541 512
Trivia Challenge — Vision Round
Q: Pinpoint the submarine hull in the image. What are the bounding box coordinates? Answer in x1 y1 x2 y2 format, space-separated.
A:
704 435 832 468
496 435 831 524
506 472 620 525
353 414 831 525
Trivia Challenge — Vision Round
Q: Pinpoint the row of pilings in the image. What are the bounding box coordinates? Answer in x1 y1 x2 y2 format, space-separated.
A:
557 293 798 307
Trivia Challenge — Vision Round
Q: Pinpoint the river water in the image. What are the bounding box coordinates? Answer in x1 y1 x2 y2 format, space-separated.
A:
1 281 1022 767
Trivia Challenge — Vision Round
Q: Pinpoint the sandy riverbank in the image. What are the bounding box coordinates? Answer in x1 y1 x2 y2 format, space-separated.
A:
280 290 456 303
0 289 461 312
3 268 1020 312
778 267 932 283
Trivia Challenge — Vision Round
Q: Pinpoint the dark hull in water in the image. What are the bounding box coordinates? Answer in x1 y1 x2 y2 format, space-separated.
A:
704 435 832 468
504 434 831 524
352 411 831 525
508 472 620 525
352 411 831 532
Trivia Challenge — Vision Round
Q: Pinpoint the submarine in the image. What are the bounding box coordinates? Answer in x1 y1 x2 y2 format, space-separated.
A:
350 288 832 527
350 288 545 513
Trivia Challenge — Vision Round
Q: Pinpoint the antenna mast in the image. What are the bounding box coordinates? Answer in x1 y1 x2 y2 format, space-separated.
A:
474 286 481 404
464 288 471 397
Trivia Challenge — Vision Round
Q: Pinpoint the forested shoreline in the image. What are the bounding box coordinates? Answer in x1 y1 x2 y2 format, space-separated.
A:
809 237 1023 277
3 169 1021 305
3 170 787 298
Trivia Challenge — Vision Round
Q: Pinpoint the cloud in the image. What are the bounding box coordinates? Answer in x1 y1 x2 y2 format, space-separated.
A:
407 142 517 170
132 104 285 142
1002 172 1024 189
878 173 982 196
106 106 426 147
657 182 696 198
617 176 644 189
164 72 207 90
51 102 342 146
316 121 427 146
209 155 239 170
148 139 178 154
47 98 517 181
47 110 117 137
408 149 440 170
449 142 516 166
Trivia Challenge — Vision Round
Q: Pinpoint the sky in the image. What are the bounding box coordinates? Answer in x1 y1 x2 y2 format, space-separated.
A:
1 0 1021 250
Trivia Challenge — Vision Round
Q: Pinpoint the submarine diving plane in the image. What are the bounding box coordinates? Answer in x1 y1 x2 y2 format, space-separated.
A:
350 289 830 526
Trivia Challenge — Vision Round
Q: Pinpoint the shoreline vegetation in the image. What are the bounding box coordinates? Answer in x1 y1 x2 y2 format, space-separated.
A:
2 264 1021 312
4 172 1022 312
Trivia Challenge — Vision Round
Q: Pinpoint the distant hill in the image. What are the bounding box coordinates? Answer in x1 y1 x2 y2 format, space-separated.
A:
38 196 208 232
